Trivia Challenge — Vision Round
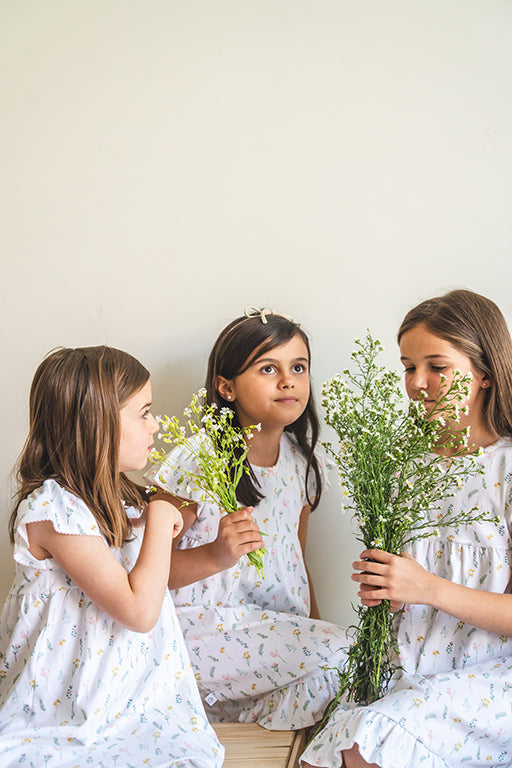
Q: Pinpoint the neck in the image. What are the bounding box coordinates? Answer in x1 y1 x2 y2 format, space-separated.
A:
245 425 284 467
436 422 498 457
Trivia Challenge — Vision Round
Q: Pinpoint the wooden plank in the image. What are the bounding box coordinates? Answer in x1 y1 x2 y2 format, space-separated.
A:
287 729 306 768
213 723 306 768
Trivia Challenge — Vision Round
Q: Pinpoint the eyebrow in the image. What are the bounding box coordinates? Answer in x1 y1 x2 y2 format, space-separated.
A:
400 354 450 362
254 356 309 364
139 401 152 411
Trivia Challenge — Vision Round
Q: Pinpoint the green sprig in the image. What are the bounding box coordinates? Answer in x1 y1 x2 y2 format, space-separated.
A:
320 332 494 709
151 389 267 578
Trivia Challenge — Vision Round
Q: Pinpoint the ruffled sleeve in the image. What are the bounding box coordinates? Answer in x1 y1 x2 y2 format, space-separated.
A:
14 478 104 567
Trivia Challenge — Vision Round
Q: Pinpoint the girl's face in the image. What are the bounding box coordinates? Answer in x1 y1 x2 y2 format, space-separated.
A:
118 379 158 473
399 323 489 431
217 334 310 430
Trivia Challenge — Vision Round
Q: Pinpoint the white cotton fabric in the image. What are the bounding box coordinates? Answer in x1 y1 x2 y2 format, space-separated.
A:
301 440 512 768
146 432 348 729
0 479 224 768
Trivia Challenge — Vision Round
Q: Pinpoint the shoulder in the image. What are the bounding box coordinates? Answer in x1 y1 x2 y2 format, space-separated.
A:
281 432 332 487
16 479 102 537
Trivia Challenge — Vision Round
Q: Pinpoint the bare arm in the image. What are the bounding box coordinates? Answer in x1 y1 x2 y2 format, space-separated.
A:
151 492 264 590
298 504 321 619
27 498 183 633
353 548 512 637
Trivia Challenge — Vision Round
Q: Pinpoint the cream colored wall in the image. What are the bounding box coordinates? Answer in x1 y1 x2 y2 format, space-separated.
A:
1 1 511 627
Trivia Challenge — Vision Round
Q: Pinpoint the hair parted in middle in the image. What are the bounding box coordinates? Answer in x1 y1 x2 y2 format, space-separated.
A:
205 310 323 510
11 345 150 548
397 288 512 440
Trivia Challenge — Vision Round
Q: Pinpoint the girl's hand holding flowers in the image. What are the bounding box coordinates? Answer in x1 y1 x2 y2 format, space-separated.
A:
210 507 264 571
353 550 430 609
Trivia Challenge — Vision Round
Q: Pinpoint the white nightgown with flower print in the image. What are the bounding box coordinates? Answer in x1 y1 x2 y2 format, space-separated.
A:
146 433 348 729
0 479 224 768
301 440 512 768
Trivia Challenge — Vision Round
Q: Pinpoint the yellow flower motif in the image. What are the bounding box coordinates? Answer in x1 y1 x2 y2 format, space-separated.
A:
243 651 250 659
455 743 462 751
481 698 490 707
432 650 439 656
413 698 423 707
53 699 61 706
59 639 67 646
417 636 424 642
216 624 223 632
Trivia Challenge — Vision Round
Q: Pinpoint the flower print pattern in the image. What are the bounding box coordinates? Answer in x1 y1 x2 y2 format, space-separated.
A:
301 440 512 768
0 480 223 767
147 433 348 728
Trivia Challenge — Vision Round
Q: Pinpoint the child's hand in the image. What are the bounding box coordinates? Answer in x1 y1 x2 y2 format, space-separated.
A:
146 499 184 539
352 549 433 609
210 507 264 571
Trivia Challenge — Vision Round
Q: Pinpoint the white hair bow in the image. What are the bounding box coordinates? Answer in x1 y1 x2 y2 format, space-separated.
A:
243 307 295 324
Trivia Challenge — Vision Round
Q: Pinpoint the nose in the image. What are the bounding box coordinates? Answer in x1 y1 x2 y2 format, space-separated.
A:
409 368 428 393
149 414 159 434
279 372 294 389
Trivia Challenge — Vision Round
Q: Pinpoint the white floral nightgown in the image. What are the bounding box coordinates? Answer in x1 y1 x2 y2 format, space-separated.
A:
0 479 224 768
301 440 512 768
146 433 348 729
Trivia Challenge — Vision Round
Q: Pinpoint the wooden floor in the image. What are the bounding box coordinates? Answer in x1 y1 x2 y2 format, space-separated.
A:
213 723 306 768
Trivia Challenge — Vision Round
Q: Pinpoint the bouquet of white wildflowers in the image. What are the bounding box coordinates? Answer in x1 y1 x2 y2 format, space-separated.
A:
321 332 490 708
151 389 267 578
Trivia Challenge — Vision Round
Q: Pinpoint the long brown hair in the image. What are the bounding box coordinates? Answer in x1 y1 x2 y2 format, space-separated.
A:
398 289 512 439
206 312 323 510
11 346 150 547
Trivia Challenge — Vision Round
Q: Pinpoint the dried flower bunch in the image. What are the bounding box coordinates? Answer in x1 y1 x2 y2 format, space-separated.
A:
320 332 489 708
151 389 266 578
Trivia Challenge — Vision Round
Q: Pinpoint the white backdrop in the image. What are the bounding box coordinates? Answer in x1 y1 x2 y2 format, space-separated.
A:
1 1 511 627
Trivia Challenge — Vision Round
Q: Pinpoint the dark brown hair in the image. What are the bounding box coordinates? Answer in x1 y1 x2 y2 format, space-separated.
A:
206 312 323 510
11 346 150 547
398 289 512 439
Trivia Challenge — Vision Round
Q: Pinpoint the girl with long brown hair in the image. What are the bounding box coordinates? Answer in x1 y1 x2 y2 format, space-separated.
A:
147 309 348 730
0 346 223 767
302 290 512 768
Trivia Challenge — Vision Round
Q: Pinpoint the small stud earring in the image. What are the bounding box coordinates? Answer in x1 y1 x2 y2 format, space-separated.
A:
227 395 232 400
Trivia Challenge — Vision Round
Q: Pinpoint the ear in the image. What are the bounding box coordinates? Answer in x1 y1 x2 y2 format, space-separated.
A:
215 375 235 402
480 373 492 390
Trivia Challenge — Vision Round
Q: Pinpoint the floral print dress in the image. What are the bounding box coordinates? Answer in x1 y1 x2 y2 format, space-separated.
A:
0 479 224 768
147 433 348 729
301 440 512 768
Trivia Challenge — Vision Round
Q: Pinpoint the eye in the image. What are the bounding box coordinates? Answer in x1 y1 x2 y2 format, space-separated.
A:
431 365 447 373
293 363 307 374
142 409 152 419
403 366 415 374
261 364 276 374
